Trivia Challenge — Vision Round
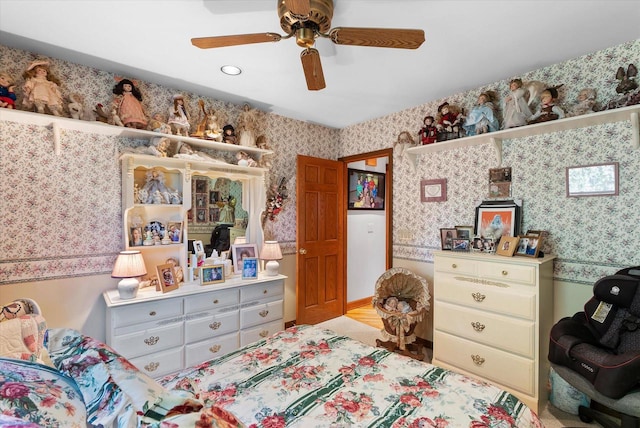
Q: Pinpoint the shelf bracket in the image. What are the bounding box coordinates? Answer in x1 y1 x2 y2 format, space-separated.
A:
406 151 418 172
52 122 61 155
631 111 639 150
490 137 502 166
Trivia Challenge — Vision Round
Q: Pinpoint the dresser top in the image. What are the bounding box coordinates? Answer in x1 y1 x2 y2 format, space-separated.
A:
433 250 556 265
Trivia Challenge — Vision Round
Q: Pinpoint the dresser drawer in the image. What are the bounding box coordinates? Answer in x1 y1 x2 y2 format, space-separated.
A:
130 347 183 379
240 319 284 346
111 299 183 328
434 301 534 357
185 332 240 367
184 289 239 314
434 331 535 396
240 281 284 302
241 300 283 328
435 256 476 275
185 310 239 343
112 322 183 359
477 262 536 285
436 274 536 320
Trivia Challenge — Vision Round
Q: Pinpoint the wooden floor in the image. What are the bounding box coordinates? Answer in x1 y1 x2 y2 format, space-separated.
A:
345 305 384 330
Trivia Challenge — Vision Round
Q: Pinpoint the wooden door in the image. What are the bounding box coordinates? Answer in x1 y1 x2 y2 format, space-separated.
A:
296 155 345 324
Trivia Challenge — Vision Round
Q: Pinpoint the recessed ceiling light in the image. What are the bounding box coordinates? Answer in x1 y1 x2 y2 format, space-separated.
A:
221 65 242 76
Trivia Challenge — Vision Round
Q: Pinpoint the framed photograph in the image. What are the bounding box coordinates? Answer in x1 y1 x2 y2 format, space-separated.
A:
129 227 143 246
167 221 182 243
481 238 495 253
515 235 543 258
193 240 205 256
209 207 220 223
452 238 470 251
209 190 220 204
488 181 511 198
489 167 512 183
440 228 457 250
196 209 207 223
474 199 521 239
231 243 258 273
455 225 474 240
195 194 207 208
195 178 207 193
472 237 484 251
241 257 259 280
347 168 385 210
156 263 179 293
496 236 519 256
420 178 447 203
201 264 225 285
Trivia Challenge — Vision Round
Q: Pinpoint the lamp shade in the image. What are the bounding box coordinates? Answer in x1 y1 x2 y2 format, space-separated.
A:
111 251 147 300
111 251 147 278
260 241 282 277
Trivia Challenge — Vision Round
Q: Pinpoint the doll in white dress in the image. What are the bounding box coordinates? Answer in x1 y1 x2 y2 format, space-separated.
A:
502 78 532 129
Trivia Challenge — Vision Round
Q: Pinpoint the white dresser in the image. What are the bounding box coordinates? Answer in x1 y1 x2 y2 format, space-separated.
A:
103 274 285 378
432 251 555 413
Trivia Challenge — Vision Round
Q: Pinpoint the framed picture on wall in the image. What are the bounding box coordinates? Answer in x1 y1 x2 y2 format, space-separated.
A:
421 178 447 202
347 168 385 210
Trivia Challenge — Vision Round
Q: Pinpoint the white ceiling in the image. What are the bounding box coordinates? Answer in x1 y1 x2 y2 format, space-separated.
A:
1 1 638 129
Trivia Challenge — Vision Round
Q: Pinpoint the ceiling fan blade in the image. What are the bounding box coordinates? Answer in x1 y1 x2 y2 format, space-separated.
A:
329 27 425 49
191 33 281 49
300 48 326 91
286 0 311 16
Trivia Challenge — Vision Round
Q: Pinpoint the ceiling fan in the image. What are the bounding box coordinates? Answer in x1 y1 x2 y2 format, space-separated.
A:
191 0 425 91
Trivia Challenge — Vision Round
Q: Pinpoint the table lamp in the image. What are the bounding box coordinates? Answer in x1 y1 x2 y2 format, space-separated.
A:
111 250 147 300
260 241 282 276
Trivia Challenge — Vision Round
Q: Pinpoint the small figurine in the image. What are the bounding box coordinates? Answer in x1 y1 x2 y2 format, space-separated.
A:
0 72 17 109
112 78 148 129
528 86 565 124
436 102 464 141
418 115 437 145
237 103 259 147
393 131 416 157
22 59 64 116
223 124 238 145
140 168 171 204
463 92 500 136
502 78 532 129
148 113 172 134
602 64 639 110
256 135 273 169
566 88 597 117
236 151 257 167
67 93 84 120
168 94 190 136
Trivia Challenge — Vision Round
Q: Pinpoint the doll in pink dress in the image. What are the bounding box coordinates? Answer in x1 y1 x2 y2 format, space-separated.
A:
112 78 148 128
22 59 64 116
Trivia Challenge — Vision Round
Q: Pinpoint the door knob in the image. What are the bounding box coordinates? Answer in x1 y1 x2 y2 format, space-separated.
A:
299 248 307 255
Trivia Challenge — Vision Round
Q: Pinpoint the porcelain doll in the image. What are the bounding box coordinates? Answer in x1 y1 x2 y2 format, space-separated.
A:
112 78 148 129
463 92 500 136
528 87 565 124
22 59 64 116
237 103 259 147
168 94 190 136
223 124 238 145
0 72 17 109
436 102 464 137
566 88 597 117
502 78 532 129
418 115 437 145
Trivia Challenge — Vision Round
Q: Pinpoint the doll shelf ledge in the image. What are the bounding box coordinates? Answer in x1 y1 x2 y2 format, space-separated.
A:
405 104 640 171
0 108 274 158
120 153 268 178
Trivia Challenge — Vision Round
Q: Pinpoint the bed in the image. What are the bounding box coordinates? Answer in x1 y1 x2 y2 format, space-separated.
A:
0 311 542 428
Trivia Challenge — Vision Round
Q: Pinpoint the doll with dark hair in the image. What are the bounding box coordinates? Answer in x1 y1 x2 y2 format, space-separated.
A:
527 86 565 124
112 78 148 128
223 124 238 145
419 115 437 145
0 72 17 109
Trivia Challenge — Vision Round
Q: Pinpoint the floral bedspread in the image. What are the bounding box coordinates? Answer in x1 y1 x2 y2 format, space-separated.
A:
158 325 542 427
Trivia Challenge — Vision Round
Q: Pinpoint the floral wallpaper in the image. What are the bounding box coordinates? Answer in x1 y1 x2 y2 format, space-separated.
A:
340 39 640 285
1 39 638 285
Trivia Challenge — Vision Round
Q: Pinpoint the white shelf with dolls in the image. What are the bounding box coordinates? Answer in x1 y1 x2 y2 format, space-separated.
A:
406 104 640 170
0 108 273 160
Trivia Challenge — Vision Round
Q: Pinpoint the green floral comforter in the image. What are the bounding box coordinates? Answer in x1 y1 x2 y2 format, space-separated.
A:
158 325 542 427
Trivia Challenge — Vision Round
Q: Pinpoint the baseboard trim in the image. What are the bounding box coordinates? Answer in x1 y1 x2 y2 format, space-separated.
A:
346 296 373 311
284 320 296 329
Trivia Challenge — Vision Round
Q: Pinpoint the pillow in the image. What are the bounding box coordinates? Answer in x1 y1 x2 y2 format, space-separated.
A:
0 357 87 427
0 314 52 367
46 328 202 426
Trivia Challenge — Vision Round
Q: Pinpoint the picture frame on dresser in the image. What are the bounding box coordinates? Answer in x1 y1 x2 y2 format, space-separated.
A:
232 243 258 273
241 257 259 280
496 236 519 256
474 199 521 239
516 235 543 258
201 264 224 285
156 263 179 293
440 228 457 250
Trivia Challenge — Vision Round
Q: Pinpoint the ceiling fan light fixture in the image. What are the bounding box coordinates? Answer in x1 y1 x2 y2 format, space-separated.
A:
295 27 316 48
221 65 242 76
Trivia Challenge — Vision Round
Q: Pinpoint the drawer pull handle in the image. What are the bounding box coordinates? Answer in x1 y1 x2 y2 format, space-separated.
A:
144 362 159 372
263 289 268 294
471 321 485 332
213 299 219 304
471 355 485 366
501 270 508 276
451 263 457 269
144 336 159 346
149 311 157 316
209 321 222 330
209 344 221 353
471 292 486 302
259 310 269 317
259 330 269 337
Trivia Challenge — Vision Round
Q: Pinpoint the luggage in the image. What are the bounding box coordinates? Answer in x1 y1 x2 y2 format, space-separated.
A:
548 267 640 398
